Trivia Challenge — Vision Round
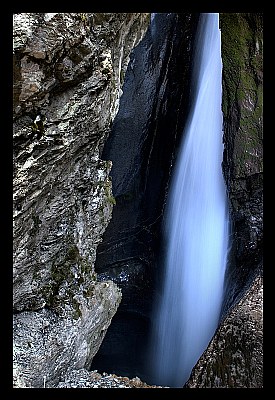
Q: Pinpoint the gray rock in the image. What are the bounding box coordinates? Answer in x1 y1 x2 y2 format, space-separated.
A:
13 282 121 388
220 13 263 314
13 12 150 388
55 368 167 388
185 274 263 388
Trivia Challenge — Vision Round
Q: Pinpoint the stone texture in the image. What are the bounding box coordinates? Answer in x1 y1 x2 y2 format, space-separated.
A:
55 368 167 388
185 274 263 388
13 12 150 388
220 13 263 313
13 281 121 388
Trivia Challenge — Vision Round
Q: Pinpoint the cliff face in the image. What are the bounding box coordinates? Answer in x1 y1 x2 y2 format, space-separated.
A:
185 274 263 388
13 12 150 388
220 13 263 312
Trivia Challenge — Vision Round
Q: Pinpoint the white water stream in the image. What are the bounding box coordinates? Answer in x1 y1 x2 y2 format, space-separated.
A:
149 13 229 387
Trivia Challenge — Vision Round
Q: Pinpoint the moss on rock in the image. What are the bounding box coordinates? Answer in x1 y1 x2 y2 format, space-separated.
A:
221 13 263 179
39 243 97 317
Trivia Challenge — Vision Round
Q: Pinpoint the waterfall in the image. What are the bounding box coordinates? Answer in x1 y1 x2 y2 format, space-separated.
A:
148 13 229 387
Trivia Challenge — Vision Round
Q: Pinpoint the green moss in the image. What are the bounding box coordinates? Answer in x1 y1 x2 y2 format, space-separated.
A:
254 85 263 120
83 284 95 298
221 14 262 112
72 297 82 320
97 180 105 189
39 242 97 315
31 115 47 138
95 175 116 207
221 14 248 114
107 195 116 205
104 179 116 206
76 13 88 24
221 13 263 177
67 245 80 261
51 262 70 284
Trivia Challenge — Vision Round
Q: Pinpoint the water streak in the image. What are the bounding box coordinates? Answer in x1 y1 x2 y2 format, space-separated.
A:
148 13 229 387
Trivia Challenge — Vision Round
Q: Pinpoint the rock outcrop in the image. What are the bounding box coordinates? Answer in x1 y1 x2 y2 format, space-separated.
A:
13 12 150 388
55 368 167 388
185 274 263 388
221 13 263 312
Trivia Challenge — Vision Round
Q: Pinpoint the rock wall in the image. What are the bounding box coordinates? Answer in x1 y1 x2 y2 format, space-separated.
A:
185 274 263 388
220 13 263 312
13 12 150 388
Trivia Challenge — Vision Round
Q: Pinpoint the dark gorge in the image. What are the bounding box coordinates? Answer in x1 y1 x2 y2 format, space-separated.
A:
91 13 199 382
13 12 263 388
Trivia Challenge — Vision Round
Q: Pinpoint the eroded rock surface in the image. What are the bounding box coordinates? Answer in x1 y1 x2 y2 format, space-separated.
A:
13 12 149 388
185 274 263 388
220 13 263 312
13 281 121 388
56 368 167 388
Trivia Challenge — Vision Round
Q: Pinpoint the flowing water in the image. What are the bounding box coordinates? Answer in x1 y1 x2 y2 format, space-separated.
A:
148 13 229 387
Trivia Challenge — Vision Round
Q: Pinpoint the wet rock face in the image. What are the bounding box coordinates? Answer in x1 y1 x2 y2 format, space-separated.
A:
13 281 121 388
185 274 263 388
13 12 149 387
220 13 263 313
92 13 199 379
13 11 149 314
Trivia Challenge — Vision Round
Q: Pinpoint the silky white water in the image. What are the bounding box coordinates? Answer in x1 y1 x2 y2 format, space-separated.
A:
148 13 229 387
